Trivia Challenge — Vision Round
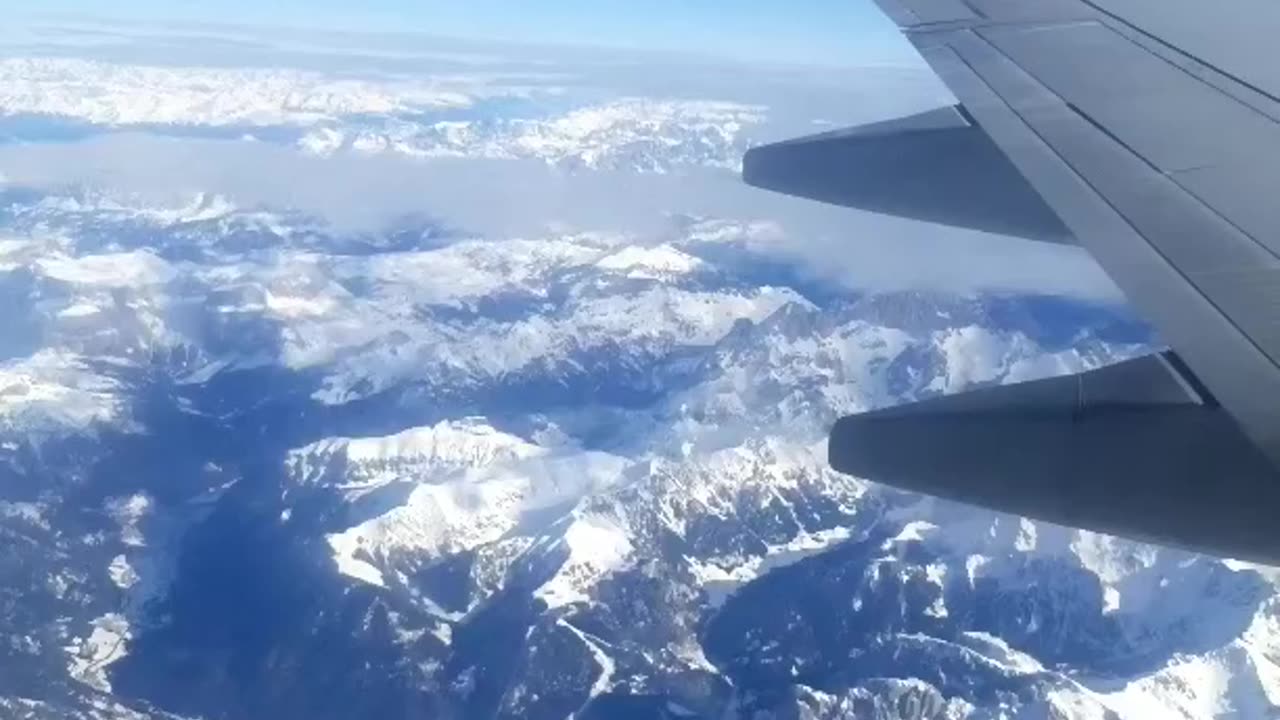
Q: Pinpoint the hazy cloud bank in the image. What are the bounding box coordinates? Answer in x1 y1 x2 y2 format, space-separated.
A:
0 133 1121 301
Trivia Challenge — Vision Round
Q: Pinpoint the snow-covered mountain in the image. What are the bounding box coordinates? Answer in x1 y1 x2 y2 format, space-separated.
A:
0 57 478 125
298 98 763 172
5 184 1274 720
0 57 763 171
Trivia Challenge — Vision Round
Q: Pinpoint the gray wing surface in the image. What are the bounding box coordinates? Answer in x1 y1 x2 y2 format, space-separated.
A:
744 0 1280 563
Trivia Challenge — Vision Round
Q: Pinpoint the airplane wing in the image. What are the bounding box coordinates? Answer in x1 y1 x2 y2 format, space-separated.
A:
744 0 1280 563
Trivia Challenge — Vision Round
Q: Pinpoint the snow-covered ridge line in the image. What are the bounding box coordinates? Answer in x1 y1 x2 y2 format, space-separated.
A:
296 97 762 170
0 57 477 126
285 418 546 494
0 57 764 170
0 350 130 434
313 429 630 590
25 191 243 227
596 243 704 279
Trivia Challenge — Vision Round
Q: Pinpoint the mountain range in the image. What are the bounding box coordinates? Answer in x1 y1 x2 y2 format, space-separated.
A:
2 188 1273 720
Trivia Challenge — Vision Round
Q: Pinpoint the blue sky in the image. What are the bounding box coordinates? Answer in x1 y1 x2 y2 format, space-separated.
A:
21 0 917 67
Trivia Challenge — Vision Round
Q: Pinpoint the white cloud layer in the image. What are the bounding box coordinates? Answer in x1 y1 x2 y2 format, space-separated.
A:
0 133 1120 300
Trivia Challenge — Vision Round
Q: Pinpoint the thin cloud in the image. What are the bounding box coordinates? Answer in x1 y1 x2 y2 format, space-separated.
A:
0 133 1121 301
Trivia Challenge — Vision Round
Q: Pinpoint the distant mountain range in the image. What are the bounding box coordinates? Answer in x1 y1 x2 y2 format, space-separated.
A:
0 58 761 171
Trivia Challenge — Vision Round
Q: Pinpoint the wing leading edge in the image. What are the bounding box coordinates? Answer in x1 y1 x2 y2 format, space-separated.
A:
744 0 1280 562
